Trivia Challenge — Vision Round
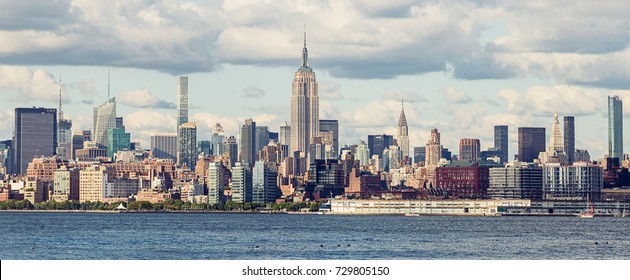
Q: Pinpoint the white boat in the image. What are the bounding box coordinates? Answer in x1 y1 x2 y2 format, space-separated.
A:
579 199 595 219
405 213 420 217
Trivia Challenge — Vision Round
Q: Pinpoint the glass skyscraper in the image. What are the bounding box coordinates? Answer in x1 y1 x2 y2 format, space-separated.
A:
517 127 545 163
494 125 508 163
93 97 116 149
563 116 575 164
13 107 57 175
177 122 197 170
608 95 623 160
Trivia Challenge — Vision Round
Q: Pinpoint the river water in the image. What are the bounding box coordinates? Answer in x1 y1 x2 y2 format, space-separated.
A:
1 212 629 259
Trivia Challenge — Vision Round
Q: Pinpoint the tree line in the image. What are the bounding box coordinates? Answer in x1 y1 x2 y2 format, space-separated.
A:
0 199 322 212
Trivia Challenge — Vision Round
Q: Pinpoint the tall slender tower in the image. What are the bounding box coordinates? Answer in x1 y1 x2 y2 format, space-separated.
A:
93 98 116 149
563 116 575 164
395 100 410 158
549 110 564 152
608 96 623 160
290 31 318 155
177 76 189 129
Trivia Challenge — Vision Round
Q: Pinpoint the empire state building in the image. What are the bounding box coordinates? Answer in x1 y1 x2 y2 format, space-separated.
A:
290 32 319 154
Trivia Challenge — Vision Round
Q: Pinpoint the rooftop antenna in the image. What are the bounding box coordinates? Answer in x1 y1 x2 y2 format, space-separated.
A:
58 73 63 120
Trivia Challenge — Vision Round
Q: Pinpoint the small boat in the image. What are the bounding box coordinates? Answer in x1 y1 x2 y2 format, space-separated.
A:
579 198 595 219
405 213 420 217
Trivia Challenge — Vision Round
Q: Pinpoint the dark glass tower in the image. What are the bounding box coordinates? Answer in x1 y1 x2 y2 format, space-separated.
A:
368 134 394 158
319 119 339 157
608 96 623 160
13 107 57 175
563 116 575 164
494 125 508 163
517 127 545 163
240 119 256 167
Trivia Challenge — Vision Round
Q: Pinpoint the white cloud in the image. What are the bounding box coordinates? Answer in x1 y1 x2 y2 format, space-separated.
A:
498 85 604 116
241 86 266 98
123 109 177 147
0 66 64 103
118 89 175 109
442 87 472 104
383 90 427 103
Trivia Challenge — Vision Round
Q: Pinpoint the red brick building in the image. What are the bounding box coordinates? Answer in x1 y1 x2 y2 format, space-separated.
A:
435 161 498 198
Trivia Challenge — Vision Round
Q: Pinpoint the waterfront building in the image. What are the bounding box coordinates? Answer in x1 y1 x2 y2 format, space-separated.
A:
79 165 113 203
459 138 481 161
177 122 197 170
517 127 545 163
93 98 116 149
435 160 500 199
207 162 226 204
368 134 394 158
319 120 339 158
150 132 177 161
306 159 345 198
26 157 63 184
608 95 623 160
107 127 130 158
564 116 575 164
542 162 603 201
240 119 256 166
395 102 410 158
346 167 381 198
290 32 319 154
488 161 542 200
24 177 46 204
13 107 57 175
231 162 252 203
252 161 277 203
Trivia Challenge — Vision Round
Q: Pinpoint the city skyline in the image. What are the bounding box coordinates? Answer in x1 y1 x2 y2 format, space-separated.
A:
2 1 630 160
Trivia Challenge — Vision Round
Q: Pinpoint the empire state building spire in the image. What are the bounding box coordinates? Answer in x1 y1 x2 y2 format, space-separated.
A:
301 29 309 69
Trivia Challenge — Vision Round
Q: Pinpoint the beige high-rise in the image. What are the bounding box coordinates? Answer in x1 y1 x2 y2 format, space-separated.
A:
290 32 318 154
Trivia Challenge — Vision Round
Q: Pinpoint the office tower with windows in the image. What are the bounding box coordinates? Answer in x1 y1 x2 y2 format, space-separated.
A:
13 108 57 175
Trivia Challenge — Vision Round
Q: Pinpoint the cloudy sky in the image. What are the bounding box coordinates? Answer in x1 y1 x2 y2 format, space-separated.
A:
1 0 630 160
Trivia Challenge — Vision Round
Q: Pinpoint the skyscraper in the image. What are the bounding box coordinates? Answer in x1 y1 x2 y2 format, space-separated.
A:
207 162 226 204
223 136 238 168
240 119 256 166
93 97 116 149
395 102 410 158
608 95 623 160
517 127 546 163
459 138 481 161
290 32 319 154
368 134 394 158
279 123 291 146
107 127 131 158
319 120 339 158
57 81 72 160
255 126 270 155
13 108 57 175
212 123 225 157
176 76 188 167
425 128 442 166
356 140 370 167
231 162 252 203
150 132 177 160
177 76 189 129
550 111 564 152
177 122 197 170
494 125 508 164
253 161 278 203
563 116 575 164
